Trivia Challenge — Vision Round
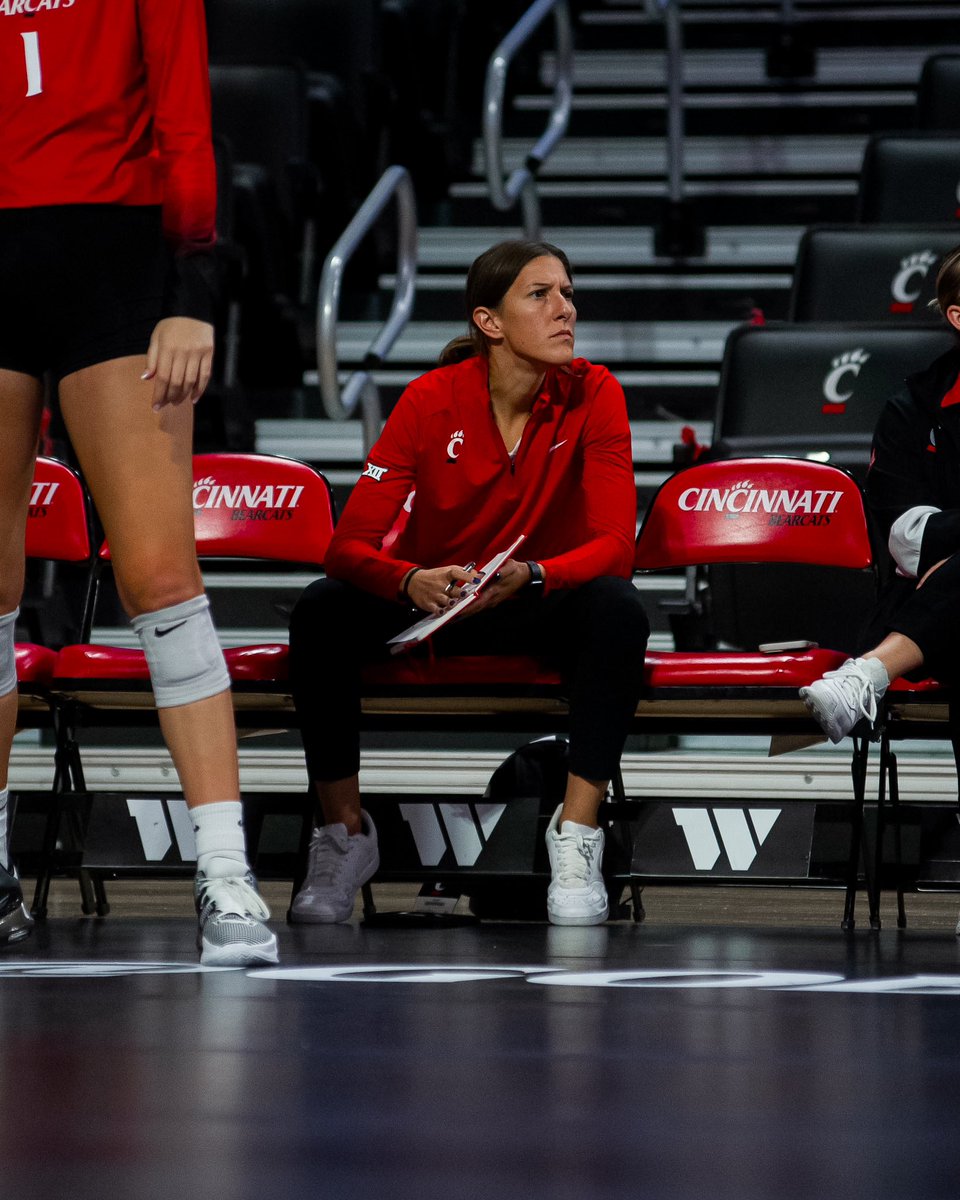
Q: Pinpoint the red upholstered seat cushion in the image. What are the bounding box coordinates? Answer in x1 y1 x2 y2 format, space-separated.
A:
54 645 150 681
15 643 57 686
643 648 848 689
887 675 950 696
54 643 291 684
225 644 289 681
52 643 851 694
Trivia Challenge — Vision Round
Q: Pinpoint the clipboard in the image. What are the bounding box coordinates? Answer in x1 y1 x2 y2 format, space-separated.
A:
387 534 527 653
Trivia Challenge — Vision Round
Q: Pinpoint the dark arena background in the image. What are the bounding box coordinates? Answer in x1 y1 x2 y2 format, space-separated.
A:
6 1 960 1197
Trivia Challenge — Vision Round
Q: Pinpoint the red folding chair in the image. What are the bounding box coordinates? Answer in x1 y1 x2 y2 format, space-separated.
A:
13 457 96 915
631 456 878 928
17 456 93 726
42 453 335 913
53 452 334 715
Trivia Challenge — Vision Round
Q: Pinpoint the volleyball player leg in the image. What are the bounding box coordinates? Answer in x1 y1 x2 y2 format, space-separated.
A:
0 370 45 944
58 358 278 965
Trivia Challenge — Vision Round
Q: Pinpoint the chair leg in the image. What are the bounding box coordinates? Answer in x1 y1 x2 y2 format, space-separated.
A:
610 762 642 920
869 734 889 932
842 735 869 931
361 881 377 919
629 883 646 923
35 704 110 918
887 747 906 929
32 710 77 918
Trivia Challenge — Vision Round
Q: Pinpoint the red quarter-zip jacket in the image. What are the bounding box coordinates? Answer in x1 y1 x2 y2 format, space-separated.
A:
325 355 637 600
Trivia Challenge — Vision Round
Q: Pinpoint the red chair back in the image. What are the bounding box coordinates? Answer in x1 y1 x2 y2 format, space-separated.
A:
635 457 873 571
24 457 92 563
98 453 335 566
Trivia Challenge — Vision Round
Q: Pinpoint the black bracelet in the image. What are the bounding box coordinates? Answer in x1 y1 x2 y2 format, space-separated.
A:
400 567 423 601
526 560 544 587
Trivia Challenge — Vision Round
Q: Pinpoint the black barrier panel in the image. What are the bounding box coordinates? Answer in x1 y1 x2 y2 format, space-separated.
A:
12 791 960 897
629 801 816 879
73 793 308 879
364 794 548 879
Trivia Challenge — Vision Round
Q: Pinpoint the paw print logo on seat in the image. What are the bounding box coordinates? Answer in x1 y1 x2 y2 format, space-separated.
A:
822 348 869 414
890 249 938 311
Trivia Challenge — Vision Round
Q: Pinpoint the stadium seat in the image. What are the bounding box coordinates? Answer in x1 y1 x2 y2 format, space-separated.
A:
858 133 960 224
632 455 879 928
918 53 960 130
16 457 93 728
704 322 952 654
206 0 383 224
209 64 320 316
205 0 380 128
789 226 960 323
711 322 955 478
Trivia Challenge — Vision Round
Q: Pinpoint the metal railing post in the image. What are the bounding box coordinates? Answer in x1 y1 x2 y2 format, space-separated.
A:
658 0 685 208
316 165 418 455
650 0 705 258
483 0 573 239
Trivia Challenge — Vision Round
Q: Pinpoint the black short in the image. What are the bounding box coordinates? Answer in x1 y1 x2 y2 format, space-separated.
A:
0 205 167 383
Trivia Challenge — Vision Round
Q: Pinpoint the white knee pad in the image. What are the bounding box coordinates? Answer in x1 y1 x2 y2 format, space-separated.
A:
0 609 18 699
132 595 230 709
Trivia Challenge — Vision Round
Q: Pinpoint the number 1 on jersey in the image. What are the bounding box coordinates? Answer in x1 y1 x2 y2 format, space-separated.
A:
22 31 42 98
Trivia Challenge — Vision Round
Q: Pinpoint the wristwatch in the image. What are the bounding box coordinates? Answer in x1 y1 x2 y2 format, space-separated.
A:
526 560 544 587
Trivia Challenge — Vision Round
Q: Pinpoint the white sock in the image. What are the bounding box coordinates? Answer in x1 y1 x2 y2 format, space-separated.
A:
856 657 890 695
560 819 601 839
0 787 8 867
191 801 250 879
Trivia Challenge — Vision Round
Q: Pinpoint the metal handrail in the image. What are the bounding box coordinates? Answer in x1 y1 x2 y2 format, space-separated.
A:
650 0 686 207
316 165 418 454
483 0 573 240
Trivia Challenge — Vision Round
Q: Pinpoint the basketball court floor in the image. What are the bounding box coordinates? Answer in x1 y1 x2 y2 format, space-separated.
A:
3 882 959 1200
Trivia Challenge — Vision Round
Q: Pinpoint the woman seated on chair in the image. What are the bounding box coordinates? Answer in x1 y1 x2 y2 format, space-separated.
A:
802 246 960 802
288 239 649 927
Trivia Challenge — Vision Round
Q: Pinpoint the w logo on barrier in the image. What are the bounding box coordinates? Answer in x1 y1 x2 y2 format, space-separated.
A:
400 802 507 867
672 808 781 871
126 798 197 862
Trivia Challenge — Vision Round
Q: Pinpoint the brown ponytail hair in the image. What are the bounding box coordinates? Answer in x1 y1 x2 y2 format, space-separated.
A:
438 239 573 366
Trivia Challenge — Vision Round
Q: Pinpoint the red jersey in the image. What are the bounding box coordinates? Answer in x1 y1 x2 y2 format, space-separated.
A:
0 0 216 257
326 355 637 601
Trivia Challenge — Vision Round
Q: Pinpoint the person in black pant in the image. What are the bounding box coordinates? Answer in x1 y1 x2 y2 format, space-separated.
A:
288 240 649 927
801 244 960 931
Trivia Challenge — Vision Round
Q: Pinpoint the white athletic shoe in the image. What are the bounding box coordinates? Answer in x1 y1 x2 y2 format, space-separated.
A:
288 811 379 924
545 806 608 926
799 657 889 744
195 871 279 966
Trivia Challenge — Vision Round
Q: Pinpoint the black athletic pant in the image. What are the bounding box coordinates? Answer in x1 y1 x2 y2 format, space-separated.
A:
289 576 650 784
888 551 960 682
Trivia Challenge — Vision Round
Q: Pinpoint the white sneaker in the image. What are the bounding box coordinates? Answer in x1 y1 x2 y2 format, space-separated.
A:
195 871 279 967
289 811 379 924
545 806 608 926
799 657 889 744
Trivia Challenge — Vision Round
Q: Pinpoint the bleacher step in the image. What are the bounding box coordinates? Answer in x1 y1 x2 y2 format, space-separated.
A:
539 46 938 89
412 225 804 268
472 134 868 178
